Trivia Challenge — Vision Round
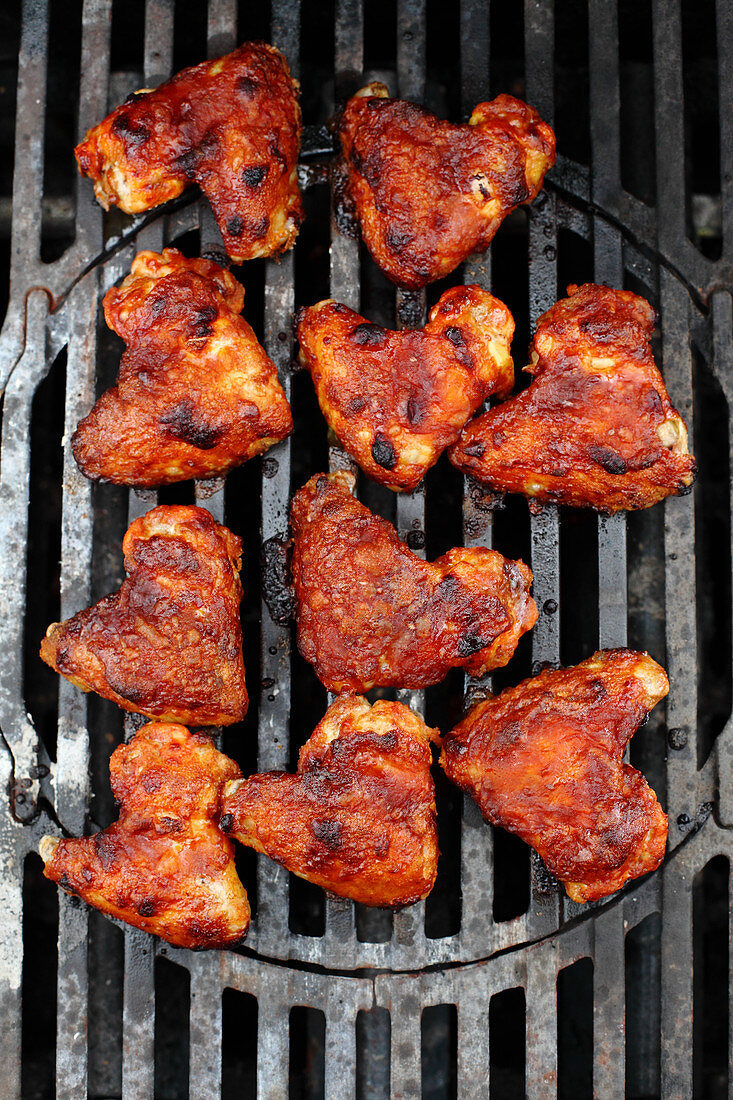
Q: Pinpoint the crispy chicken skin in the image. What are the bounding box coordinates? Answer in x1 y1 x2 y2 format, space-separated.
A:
75 42 302 262
222 695 439 907
338 83 556 288
41 723 250 948
450 284 696 511
40 506 248 725
296 286 514 492
441 649 670 903
72 249 292 487
291 472 537 692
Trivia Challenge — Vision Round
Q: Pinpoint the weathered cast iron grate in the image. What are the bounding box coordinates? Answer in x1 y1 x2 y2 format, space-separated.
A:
1 0 732 1096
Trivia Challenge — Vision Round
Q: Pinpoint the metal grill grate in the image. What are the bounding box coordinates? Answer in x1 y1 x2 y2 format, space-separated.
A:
0 0 732 1095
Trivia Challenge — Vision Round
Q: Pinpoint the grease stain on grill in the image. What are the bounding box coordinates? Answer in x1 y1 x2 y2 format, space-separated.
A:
668 725 689 750
261 536 295 625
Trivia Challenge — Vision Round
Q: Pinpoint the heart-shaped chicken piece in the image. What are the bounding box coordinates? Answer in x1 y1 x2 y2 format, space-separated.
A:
296 285 514 491
441 649 670 903
221 695 438 907
41 723 250 948
75 43 302 263
291 472 537 692
40 505 247 725
339 83 556 287
450 283 696 511
72 248 293 487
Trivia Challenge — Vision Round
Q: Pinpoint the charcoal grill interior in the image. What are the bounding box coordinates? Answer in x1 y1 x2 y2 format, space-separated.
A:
1 0 732 1096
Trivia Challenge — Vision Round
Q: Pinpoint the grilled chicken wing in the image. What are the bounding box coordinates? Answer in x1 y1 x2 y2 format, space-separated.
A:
291 472 537 692
296 286 514 492
222 695 438 907
441 649 669 902
339 83 556 288
40 505 247 725
450 283 696 511
41 723 250 948
72 249 292 487
75 42 302 262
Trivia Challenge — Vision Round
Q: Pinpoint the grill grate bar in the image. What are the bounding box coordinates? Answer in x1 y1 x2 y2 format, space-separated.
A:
654 3 699 1093
207 0 238 58
584 5 631 1077
11 0 48 287
392 0 429 957
324 988 359 1100
588 0 628 655
143 0 174 86
188 953 224 1099
253 0 300 960
591 906 627 1099
256 993 290 1098
525 943 559 1097
116 10 174 1095
387 986 422 1098
524 0 563 940
121 929 156 1098
320 0 363 964
459 0 495 959
659 271 698 843
54 275 98 1099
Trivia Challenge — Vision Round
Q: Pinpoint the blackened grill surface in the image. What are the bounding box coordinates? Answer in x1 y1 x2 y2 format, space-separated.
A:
0 0 731 1097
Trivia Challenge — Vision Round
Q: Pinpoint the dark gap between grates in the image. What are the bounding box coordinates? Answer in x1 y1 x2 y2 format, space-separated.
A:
154 956 191 1100
489 1 524 100
681 0 723 260
489 986 525 1099
237 0 273 42
300 0 336 121
221 988 257 1099
618 0 656 207
356 1006 390 1100
554 0 590 168
110 0 145 72
172 0 209 73
556 957 593 1100
692 854 729 1100
625 911 662 1098
24 349 66 762
421 1003 457 1100
693 345 732 768
425 0 460 121
290 871 326 937
39 0 81 264
559 508 599 667
491 828 530 922
21 853 58 1100
363 0 397 73
557 224 593 305
289 1005 326 1100
88 908 124 1099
